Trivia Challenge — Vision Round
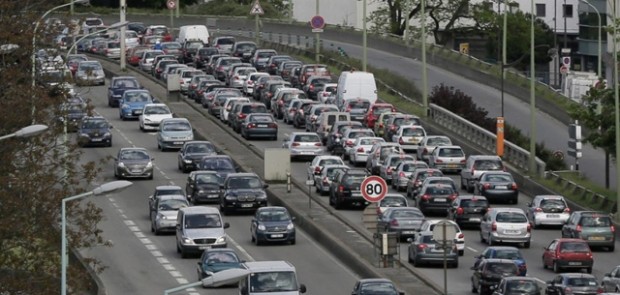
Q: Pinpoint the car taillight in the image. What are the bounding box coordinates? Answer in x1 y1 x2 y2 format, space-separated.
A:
417 244 427 250
270 63 276 68
346 140 354 147
456 207 464 215
268 123 277 128
398 172 405 178
268 92 273 98
564 208 570 213
611 225 616 233
315 142 322 147
238 113 247 119
457 233 464 239
491 222 497 232
415 180 422 187
156 68 162 73
278 100 284 105
390 125 396 130
217 66 223 71
511 183 518 190
247 80 254 85
483 183 491 190
190 84 197 89
398 137 404 144
386 167 393 175
576 225 582 232
104 49 109 54
322 177 329 184
314 166 321 173
309 85 314 91
435 159 443 163
247 123 256 129
448 194 457 201
526 223 531 232
292 142 300 147
460 159 466 163
534 207 542 212
357 147 364 152
338 185 344 193
378 123 383 128
420 194 430 201
597 287 604 294
390 219 399 226
564 287 572 295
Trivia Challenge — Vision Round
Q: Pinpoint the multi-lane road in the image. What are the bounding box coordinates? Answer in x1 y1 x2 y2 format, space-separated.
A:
76 52 619 295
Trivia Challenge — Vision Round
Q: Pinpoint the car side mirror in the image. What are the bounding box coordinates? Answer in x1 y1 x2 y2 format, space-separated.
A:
223 222 230 229
109 125 114 129
605 273 612 277
291 216 296 221
263 184 269 189
546 280 553 285
176 224 181 229
526 202 531 207
474 255 481 259
197 261 202 266
151 157 155 161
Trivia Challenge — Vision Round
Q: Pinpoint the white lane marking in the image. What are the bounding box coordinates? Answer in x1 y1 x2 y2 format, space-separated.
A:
128 226 140 232
227 234 255 262
467 246 478 253
145 244 157 250
134 232 146 238
124 220 136 226
157 257 170 264
176 278 189 284
170 270 183 278
117 209 124 214
139 238 152 244
162 264 176 271
151 250 163 257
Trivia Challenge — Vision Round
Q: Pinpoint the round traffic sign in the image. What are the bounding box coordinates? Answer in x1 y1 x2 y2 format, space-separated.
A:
310 15 325 30
360 176 388 203
560 65 568 74
167 0 176 9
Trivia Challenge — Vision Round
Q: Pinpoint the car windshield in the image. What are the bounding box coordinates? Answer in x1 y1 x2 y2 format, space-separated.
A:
162 43 181 49
250 271 298 292
567 277 598 287
145 106 170 115
560 242 590 253
163 122 191 131
389 157 408 167
258 210 290 222
494 249 523 260
438 148 464 157
402 128 424 136
123 92 151 102
205 252 238 264
120 150 150 160
495 212 528 223
250 115 273 123
237 68 256 75
158 199 188 211
184 213 222 229
196 174 221 184
186 143 214 154
228 177 262 189
344 175 365 187
156 189 184 196
293 134 320 142
82 120 107 129
506 280 538 293
114 79 138 88
579 216 611 227
80 63 101 70
391 209 423 219
236 43 255 51
202 158 234 171
539 198 566 209
320 159 343 166
474 159 503 170
360 282 398 294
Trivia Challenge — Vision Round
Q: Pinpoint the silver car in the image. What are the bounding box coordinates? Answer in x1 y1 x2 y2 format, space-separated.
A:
379 154 414 185
480 208 531 248
377 207 425 240
347 137 385 167
282 132 324 161
176 206 229 258
391 160 429 191
139 50 165 72
428 145 466 173
151 195 189 235
75 60 105 86
314 164 349 196
416 135 452 161
228 67 256 88
157 118 194 151
113 147 154 180
525 195 570 228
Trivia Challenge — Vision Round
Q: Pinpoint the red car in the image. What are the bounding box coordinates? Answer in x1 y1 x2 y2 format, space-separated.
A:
363 103 396 129
542 238 593 273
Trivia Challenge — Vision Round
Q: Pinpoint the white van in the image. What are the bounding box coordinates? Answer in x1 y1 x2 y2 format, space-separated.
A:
177 25 210 44
239 261 307 295
315 111 351 143
336 71 378 106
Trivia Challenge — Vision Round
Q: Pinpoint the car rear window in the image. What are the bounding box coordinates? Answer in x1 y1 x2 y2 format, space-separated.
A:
427 137 451 146
474 159 503 170
216 38 235 45
486 263 518 274
579 215 611 227
496 212 528 223
567 277 598 287
438 148 464 157
560 242 590 252
380 196 407 208
402 128 424 137
294 134 320 142
506 280 538 293
539 198 566 209
242 105 267 113
494 249 523 260
482 174 513 182
249 115 274 123
460 198 488 208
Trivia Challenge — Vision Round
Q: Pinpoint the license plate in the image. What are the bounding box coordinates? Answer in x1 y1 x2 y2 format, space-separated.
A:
131 169 141 173
199 246 208 250
547 214 560 218
568 262 582 266
241 203 253 208
408 138 416 142
300 151 314 155
271 234 283 238
469 218 481 222
402 231 416 235
257 124 268 127
505 230 520 234
91 138 102 142
208 194 219 198
133 110 142 114
173 141 184 145
448 164 458 168
434 198 446 202
495 185 508 189
588 236 605 241
243 53 251 56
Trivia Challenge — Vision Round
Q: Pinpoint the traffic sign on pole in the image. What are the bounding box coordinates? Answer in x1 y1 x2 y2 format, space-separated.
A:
250 0 264 15
360 176 387 203
166 0 176 10
560 66 568 75
310 15 325 30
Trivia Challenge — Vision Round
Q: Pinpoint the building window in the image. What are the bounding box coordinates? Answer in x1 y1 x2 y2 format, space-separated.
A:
563 4 573 18
536 4 546 17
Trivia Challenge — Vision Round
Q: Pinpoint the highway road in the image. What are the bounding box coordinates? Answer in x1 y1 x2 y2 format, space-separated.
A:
82 53 620 295
77 83 360 294
96 13 613 188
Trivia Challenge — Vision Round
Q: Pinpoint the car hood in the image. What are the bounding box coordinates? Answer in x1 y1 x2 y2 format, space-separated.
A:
112 87 138 95
185 152 217 160
143 114 173 121
160 130 193 137
259 220 292 228
120 159 151 166
196 183 220 191
158 210 178 218
185 227 225 239
80 127 109 135
123 101 150 108
202 262 243 273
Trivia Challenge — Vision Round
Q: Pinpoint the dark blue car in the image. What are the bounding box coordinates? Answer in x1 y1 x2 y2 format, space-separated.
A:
250 206 296 245
474 246 527 276
107 76 141 107
119 89 154 120
77 116 112 147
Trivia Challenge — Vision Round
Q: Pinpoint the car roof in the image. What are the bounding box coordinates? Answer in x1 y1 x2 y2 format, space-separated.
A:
257 206 288 212
490 207 526 214
456 194 488 201
560 273 597 278
482 258 519 264
227 172 259 178
358 278 395 284
180 206 221 214
155 185 183 190
486 246 521 251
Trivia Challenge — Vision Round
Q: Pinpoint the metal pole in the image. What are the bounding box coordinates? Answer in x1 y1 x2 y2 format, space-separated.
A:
170 8 174 35
563 0 567 48
579 0 601 77
529 0 537 175
176 0 180 18
554 0 559 87
362 0 367 71
163 281 202 295
502 3 507 117
613 0 620 222
442 222 447 295
120 0 127 71
315 0 320 63
255 14 259 45
421 0 428 117
61 191 95 295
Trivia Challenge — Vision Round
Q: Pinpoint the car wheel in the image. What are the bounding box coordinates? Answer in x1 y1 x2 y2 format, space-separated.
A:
181 247 188 258
334 196 342 209
413 257 421 267
553 261 560 273
176 241 181 253
289 239 295 245
524 241 530 248
609 244 615 252
458 249 464 256
452 261 459 268
220 204 228 216
586 267 592 274
461 178 466 189
255 237 262 246
148 174 153 180
471 282 477 293
479 231 485 243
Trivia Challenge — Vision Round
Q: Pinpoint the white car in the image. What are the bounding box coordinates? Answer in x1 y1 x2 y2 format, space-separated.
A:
220 97 249 123
525 195 571 228
307 155 346 183
347 137 385 167
282 132 324 161
418 219 466 256
427 145 466 173
416 135 452 161
243 72 269 95
317 83 337 103
139 103 173 131
228 67 256 88
392 125 426 153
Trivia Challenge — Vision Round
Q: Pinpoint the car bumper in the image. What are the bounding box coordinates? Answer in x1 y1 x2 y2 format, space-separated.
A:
160 140 191 149
229 80 244 88
180 242 227 254
582 236 615 247
79 136 112 146
290 148 323 158
191 193 221 204
155 219 177 232
415 253 459 264
418 202 451 213
532 212 570 226
142 122 161 131
255 231 296 243
222 200 268 211
395 177 410 188
433 163 465 172
490 232 531 244
556 259 594 269
352 153 370 163
481 191 519 202
244 129 277 138
121 109 143 119
389 228 419 238
117 167 153 178
454 215 484 226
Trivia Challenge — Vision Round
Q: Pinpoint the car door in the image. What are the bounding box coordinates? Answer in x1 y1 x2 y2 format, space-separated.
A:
185 174 195 197
471 261 485 290
473 248 491 269
546 275 563 295
542 239 558 267
602 266 620 291
178 144 187 166
479 212 491 239
250 211 259 238
148 190 157 212
562 213 578 237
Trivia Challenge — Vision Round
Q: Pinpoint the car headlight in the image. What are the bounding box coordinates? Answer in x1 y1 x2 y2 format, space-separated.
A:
225 195 236 201
157 213 167 220
287 223 295 230
162 136 171 141
256 194 267 201
257 224 266 231
79 133 88 137
182 237 194 244
146 162 153 168
198 190 205 194
215 236 226 244
103 132 111 138
183 159 192 163
121 104 130 109
144 117 152 122
117 162 125 168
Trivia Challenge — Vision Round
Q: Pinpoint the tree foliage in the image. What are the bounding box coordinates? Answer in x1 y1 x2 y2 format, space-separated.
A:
568 80 616 158
0 1 107 293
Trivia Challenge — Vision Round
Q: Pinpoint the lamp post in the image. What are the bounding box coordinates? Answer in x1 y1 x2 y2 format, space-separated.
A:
163 268 250 294
613 0 620 222
0 124 48 141
362 0 367 71
31 0 88 122
529 0 537 175
578 0 601 77
61 181 133 295
421 0 428 117
120 0 127 71
315 0 320 63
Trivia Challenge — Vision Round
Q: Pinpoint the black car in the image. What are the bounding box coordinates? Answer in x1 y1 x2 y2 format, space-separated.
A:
351 278 404 295
194 47 219 69
76 116 112 147
494 277 541 295
231 41 257 62
229 103 269 133
59 102 87 132
181 40 204 63
107 76 140 107
447 195 489 228
185 171 223 204
198 155 237 181
470 258 520 295
546 273 600 295
219 172 268 215
177 141 218 173
328 169 369 209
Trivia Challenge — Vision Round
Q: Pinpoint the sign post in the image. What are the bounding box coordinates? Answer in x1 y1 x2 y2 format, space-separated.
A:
360 176 387 203
167 0 175 31
496 117 504 157
250 0 264 45
432 220 456 295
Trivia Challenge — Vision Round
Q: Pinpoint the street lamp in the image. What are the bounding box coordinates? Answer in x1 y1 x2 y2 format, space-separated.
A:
163 268 250 294
612 0 620 222
362 0 367 71
421 0 428 117
31 0 89 122
0 124 48 141
529 0 537 175
578 0 602 77
61 180 133 295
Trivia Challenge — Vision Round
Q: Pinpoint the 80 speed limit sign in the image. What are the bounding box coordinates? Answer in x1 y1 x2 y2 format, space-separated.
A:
360 176 388 203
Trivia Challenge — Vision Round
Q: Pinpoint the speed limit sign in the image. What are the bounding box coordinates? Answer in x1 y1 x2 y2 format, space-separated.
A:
360 176 388 203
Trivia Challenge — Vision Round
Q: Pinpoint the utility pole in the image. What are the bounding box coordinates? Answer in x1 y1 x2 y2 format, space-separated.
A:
120 0 127 71
315 0 320 63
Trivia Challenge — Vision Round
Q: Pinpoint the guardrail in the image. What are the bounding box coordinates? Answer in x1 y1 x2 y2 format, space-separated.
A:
544 171 615 212
217 28 547 176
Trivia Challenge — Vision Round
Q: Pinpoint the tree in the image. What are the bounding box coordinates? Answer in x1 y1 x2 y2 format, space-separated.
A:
0 1 107 293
